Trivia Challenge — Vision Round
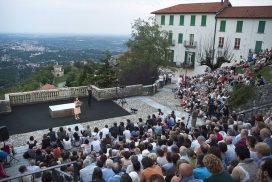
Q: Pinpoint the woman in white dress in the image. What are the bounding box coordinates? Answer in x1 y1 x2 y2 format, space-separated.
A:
74 97 81 120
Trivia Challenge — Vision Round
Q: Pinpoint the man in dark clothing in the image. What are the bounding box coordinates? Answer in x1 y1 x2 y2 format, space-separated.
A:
47 128 56 145
109 123 119 137
87 87 92 107
126 119 135 132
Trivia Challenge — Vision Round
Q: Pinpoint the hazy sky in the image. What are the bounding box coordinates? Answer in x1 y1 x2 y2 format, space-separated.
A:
0 0 271 35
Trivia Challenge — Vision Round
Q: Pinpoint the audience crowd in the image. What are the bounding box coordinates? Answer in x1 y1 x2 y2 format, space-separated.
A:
0 49 272 182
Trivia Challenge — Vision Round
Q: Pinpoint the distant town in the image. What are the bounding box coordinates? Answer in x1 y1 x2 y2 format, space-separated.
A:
0 34 129 88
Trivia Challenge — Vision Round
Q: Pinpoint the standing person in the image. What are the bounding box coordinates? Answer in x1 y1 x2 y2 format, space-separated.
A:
87 86 92 107
191 107 198 128
74 97 81 120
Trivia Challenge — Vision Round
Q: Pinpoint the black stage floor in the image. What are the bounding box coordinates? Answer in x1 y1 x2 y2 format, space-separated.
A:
0 97 130 135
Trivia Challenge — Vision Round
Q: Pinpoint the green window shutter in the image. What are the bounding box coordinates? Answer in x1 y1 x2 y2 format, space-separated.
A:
184 51 188 63
161 15 165 25
258 21 266 33
201 15 207 26
192 52 195 66
168 32 173 45
179 15 184 26
220 20 226 32
190 15 195 26
236 21 243 33
178 33 183 44
171 50 174 62
169 15 174 25
255 41 262 53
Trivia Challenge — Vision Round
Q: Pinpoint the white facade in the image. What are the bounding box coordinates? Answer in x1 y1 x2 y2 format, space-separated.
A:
215 18 272 64
155 13 216 75
155 12 272 75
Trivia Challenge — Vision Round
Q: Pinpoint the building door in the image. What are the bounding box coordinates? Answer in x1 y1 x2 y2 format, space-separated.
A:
255 41 262 53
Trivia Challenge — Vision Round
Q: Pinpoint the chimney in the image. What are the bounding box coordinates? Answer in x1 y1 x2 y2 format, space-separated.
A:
221 0 223 5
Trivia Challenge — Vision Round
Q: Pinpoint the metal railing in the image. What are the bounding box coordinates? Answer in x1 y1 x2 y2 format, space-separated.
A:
0 161 77 182
184 40 197 48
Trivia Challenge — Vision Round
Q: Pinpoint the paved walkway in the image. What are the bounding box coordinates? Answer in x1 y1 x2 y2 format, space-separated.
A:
4 83 203 178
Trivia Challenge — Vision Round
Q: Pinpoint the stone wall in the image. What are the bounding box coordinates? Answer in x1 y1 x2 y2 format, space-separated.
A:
236 84 272 117
0 100 11 114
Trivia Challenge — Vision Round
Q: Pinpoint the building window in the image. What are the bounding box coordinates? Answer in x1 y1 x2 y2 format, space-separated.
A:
236 20 243 33
255 41 262 53
234 38 241 49
179 15 184 26
167 50 175 62
201 15 207 26
220 20 226 32
161 15 165 25
258 21 266 33
169 15 174 25
178 33 183 44
189 34 194 46
190 15 195 26
168 32 173 45
218 37 224 48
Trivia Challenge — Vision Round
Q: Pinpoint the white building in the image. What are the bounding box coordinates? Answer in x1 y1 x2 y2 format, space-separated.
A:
152 1 272 75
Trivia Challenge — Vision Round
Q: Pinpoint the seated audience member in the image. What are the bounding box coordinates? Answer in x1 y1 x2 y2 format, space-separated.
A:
259 159 272 182
41 134 51 149
172 163 203 182
255 142 272 167
231 145 257 182
27 136 37 149
141 157 163 182
203 154 234 182
18 165 33 182
63 136 72 150
108 163 122 182
193 154 211 180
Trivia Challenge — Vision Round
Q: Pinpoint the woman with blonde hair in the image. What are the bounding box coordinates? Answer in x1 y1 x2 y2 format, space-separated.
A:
203 154 233 182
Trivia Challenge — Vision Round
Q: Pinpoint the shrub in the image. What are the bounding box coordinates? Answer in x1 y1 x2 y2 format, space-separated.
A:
227 84 256 110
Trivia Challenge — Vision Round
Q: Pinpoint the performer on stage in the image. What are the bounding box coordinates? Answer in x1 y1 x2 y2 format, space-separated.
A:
74 97 81 120
87 86 92 107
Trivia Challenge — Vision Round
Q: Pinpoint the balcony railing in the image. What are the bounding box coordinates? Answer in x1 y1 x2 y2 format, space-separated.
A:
184 40 197 48
180 62 194 69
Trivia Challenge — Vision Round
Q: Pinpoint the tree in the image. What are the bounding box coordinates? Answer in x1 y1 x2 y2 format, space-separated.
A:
198 39 234 71
118 17 170 85
93 56 117 88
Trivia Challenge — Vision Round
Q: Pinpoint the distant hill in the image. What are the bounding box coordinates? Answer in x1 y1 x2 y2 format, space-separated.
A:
0 34 129 88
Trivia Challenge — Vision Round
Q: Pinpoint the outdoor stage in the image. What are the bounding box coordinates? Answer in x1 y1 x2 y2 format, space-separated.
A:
0 97 130 135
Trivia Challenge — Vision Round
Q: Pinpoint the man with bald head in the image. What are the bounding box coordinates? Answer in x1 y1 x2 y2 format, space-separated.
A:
176 163 203 182
260 128 272 150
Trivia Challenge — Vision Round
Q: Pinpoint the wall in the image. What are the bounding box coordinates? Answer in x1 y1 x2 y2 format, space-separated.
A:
155 13 216 75
215 18 272 63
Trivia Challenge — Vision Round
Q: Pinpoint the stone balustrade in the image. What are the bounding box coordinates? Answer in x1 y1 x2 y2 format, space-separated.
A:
7 86 88 106
91 84 156 101
0 84 156 114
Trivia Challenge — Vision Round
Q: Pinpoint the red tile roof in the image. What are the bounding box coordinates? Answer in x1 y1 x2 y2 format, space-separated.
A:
39 84 56 90
151 2 230 14
217 6 272 19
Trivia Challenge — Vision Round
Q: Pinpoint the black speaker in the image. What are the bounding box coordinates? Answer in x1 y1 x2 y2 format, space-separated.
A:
0 126 9 141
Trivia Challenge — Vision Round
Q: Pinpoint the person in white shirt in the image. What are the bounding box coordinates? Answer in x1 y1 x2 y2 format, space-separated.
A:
90 137 101 153
123 126 131 140
100 125 109 139
63 136 72 150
